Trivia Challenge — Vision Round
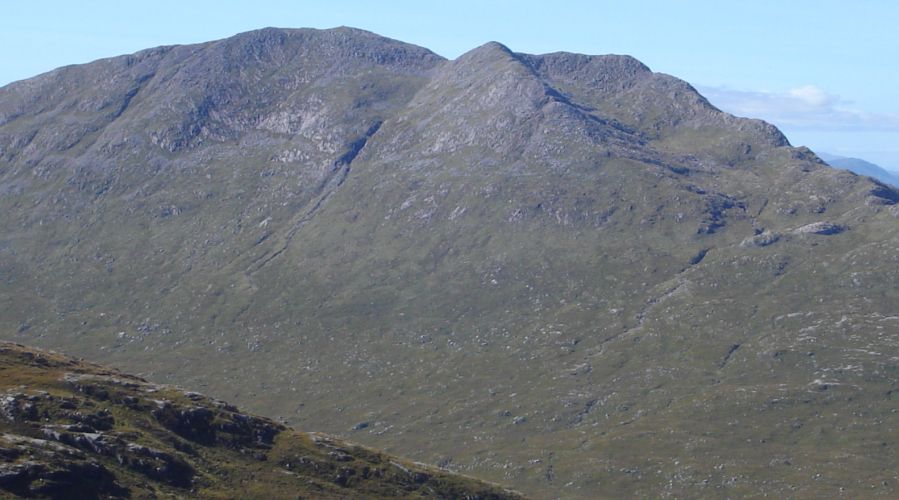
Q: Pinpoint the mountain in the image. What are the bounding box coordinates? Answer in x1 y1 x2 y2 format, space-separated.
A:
817 152 899 187
1 27 897 498
0 342 520 498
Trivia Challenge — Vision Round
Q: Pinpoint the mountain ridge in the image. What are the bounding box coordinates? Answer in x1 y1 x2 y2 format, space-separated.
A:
1 27 897 498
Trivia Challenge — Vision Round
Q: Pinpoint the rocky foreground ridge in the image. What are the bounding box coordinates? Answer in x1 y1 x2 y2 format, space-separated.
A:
0 27 897 498
0 342 520 498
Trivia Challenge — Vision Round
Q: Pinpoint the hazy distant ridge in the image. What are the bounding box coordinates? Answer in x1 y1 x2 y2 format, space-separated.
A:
817 152 899 187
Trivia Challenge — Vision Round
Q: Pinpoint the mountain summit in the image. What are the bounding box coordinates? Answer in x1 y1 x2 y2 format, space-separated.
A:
1 27 897 498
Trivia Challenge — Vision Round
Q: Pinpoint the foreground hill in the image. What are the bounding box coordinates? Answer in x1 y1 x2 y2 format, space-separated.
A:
0 27 897 498
0 342 520 498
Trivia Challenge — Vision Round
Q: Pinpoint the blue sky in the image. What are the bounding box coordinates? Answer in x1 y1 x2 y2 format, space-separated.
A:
3 1 898 170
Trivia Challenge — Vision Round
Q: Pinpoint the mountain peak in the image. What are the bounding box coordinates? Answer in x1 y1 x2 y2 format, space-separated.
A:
525 50 651 77
472 40 515 53
452 40 520 67
209 25 446 69
1 27 898 500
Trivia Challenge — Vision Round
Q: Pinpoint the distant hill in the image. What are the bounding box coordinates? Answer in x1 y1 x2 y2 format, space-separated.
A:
817 152 899 187
1 27 898 498
0 342 520 499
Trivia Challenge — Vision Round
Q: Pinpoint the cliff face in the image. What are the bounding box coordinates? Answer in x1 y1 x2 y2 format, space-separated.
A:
0 27 897 498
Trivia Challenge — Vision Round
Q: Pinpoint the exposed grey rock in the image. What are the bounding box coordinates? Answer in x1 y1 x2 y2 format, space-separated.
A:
794 222 845 235
741 230 780 247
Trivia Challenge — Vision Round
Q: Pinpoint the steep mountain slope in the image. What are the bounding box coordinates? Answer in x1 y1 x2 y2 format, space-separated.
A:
0 27 897 498
0 342 520 498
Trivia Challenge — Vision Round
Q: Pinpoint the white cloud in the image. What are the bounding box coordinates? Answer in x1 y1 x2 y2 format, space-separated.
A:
696 84 899 132
788 85 834 107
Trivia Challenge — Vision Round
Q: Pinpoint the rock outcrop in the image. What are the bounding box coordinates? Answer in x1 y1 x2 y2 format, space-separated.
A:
0 343 520 498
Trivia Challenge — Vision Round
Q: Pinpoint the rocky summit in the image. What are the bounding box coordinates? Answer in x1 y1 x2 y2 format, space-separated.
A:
0 27 897 498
